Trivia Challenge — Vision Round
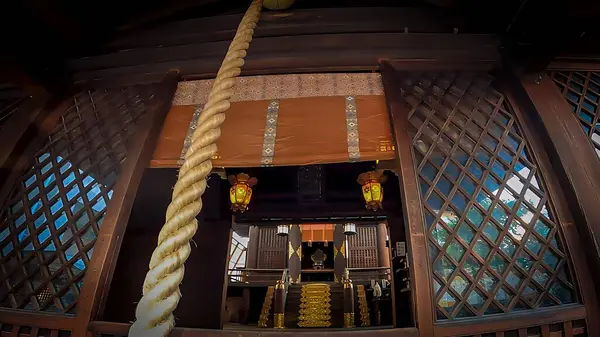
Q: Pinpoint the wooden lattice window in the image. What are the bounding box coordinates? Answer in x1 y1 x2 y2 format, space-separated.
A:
257 227 286 269
399 72 577 320
0 87 153 313
348 226 378 268
549 71 600 157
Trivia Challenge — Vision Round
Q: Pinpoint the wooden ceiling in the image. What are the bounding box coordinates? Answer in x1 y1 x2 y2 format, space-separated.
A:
0 0 599 97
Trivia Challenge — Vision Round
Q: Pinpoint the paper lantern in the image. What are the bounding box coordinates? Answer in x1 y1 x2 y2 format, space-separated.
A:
357 170 387 211
343 223 357 236
228 173 258 212
263 0 296 10
277 224 290 236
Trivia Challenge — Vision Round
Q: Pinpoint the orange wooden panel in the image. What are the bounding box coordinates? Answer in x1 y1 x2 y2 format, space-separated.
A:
151 96 395 168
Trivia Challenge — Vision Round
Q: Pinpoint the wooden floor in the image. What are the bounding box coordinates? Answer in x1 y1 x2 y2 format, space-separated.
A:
89 321 418 337
222 324 418 337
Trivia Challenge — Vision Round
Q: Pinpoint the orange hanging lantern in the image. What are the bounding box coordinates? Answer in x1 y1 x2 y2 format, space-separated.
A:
357 170 387 211
228 173 258 212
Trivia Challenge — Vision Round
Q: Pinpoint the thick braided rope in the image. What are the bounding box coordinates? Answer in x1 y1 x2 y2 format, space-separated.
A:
129 1 263 336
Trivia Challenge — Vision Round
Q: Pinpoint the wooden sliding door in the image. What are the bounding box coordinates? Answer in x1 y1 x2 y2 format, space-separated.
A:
382 62 598 337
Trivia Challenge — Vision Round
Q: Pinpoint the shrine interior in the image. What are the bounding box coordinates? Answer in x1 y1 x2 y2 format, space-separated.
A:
104 162 411 329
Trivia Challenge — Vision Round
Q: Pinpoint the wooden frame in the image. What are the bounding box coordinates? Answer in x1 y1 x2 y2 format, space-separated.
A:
500 73 600 336
0 96 46 177
381 61 435 336
70 72 179 336
381 60 600 337
503 82 600 336
547 57 600 72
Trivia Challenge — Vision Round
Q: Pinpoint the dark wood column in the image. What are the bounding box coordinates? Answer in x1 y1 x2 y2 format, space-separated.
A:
288 224 302 283
333 224 347 283
517 77 600 270
504 74 600 333
376 222 390 268
246 225 259 269
381 61 434 335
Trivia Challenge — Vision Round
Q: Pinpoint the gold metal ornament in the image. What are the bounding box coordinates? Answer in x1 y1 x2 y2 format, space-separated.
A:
274 313 285 329
344 313 355 328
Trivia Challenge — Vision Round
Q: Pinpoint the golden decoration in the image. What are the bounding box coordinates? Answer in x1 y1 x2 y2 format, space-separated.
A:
288 241 302 259
357 285 371 327
258 286 275 328
273 313 285 329
297 283 332 328
340 241 346 257
344 313 355 328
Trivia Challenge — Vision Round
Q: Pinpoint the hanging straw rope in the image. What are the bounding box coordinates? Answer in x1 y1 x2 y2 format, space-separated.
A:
129 1 263 336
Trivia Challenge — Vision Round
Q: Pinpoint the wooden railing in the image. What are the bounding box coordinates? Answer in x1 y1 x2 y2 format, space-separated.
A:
347 267 391 283
227 268 285 283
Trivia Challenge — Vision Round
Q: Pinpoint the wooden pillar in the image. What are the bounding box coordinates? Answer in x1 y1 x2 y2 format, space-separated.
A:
333 224 347 283
246 225 259 269
273 280 286 329
343 278 355 328
71 72 179 336
381 62 434 335
501 74 600 335
288 224 302 283
376 222 390 268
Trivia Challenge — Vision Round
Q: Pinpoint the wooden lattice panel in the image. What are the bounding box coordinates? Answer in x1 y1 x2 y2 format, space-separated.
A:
0 324 71 337
0 87 153 313
257 227 286 269
347 226 378 268
549 71 600 157
398 72 577 320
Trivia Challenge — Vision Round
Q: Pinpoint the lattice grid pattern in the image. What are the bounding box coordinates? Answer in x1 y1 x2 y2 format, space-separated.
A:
257 227 286 269
348 226 378 268
549 71 600 157
398 72 577 320
0 87 153 314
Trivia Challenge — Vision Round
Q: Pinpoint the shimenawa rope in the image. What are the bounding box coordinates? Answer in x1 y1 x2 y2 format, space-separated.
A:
129 1 263 336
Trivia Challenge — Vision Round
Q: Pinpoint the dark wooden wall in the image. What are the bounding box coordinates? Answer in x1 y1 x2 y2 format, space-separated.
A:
68 7 500 87
103 168 232 329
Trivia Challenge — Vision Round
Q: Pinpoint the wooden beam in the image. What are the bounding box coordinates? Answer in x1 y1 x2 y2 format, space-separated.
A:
71 33 500 87
0 98 69 207
88 320 420 336
433 305 585 337
0 96 45 182
500 78 600 337
105 7 460 52
518 74 600 273
506 73 600 332
71 72 179 336
0 308 76 330
547 57 600 72
380 61 434 336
